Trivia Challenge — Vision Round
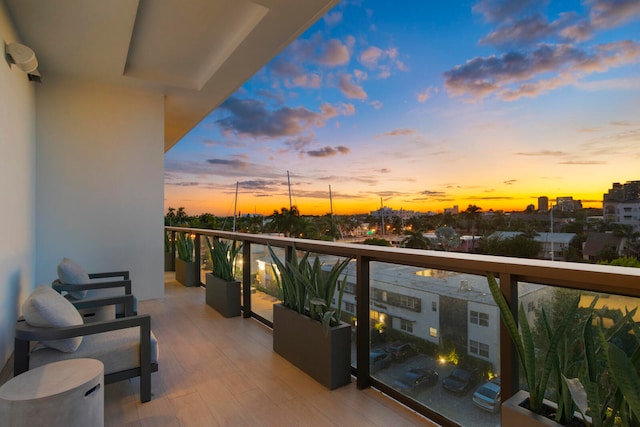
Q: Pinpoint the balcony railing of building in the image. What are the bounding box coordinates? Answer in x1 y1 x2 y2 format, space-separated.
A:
165 226 640 427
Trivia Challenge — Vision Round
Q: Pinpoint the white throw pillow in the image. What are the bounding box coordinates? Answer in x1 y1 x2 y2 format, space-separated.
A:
22 285 84 352
57 257 91 299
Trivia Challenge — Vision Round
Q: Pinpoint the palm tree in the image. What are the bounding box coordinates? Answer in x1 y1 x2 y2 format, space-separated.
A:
165 207 176 226
176 207 187 225
402 230 431 249
267 206 301 237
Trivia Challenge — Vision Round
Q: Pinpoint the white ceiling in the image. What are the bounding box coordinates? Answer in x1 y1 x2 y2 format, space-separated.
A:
5 0 339 151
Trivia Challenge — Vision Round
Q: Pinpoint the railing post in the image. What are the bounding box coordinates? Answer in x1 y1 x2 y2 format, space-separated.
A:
194 233 202 286
499 272 519 401
242 240 251 318
170 230 176 260
356 255 371 389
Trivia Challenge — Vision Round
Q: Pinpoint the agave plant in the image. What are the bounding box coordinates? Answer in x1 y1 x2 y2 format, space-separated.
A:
487 273 579 417
267 244 351 333
176 232 194 262
206 236 242 282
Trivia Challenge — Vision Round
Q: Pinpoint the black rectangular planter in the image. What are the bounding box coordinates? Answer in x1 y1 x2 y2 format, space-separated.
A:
205 273 241 317
164 252 175 272
273 303 351 390
175 258 198 287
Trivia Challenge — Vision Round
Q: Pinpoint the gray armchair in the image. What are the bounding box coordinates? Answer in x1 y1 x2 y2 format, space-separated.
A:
52 257 137 320
14 286 158 403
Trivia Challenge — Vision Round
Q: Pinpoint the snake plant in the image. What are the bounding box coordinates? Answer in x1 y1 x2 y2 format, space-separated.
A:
206 236 241 282
487 273 579 416
268 244 351 333
176 232 194 262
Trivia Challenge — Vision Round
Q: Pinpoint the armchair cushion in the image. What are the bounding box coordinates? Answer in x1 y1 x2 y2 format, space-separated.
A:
29 328 159 375
57 257 91 299
22 285 83 352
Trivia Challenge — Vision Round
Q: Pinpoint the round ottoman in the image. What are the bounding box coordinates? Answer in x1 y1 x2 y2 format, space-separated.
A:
0 358 104 427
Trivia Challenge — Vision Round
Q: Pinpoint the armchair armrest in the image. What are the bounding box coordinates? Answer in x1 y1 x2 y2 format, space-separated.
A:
52 279 132 295
71 294 135 317
89 271 130 281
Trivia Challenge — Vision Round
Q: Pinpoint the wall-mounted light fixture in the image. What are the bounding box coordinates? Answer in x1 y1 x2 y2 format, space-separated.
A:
5 42 41 82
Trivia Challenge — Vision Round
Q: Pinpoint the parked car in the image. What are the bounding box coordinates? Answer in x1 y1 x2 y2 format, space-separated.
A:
442 367 477 394
387 341 417 362
394 368 438 394
472 377 501 413
370 349 392 373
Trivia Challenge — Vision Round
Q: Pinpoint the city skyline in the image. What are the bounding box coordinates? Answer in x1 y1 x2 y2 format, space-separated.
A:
164 0 640 216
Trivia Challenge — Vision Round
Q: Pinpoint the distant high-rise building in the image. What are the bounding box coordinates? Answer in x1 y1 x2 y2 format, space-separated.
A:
603 180 640 231
556 196 582 212
444 205 459 215
538 196 549 212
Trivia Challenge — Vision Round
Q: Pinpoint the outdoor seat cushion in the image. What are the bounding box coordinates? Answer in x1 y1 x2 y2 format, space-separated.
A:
57 257 91 299
22 285 83 352
29 327 158 375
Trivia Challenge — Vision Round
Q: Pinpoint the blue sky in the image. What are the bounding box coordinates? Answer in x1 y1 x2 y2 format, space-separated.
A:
165 0 640 216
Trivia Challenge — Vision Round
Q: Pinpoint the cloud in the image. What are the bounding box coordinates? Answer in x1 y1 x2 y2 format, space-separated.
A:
589 0 640 30
369 100 384 109
291 73 322 88
514 150 567 156
337 73 368 99
216 97 351 139
168 181 200 187
443 41 640 101
323 11 343 26
558 160 607 165
503 179 517 185
305 146 351 157
376 128 416 138
359 46 383 67
206 158 249 168
479 14 565 47
237 179 281 191
359 45 408 78
318 39 350 66
417 86 437 103
353 69 368 81
472 0 539 23
420 190 448 198
270 60 304 78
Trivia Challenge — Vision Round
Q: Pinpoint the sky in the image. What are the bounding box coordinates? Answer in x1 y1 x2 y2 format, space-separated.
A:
164 0 640 217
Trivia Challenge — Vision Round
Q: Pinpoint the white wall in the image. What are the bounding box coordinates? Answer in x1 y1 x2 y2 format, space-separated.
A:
35 76 165 301
0 1 37 369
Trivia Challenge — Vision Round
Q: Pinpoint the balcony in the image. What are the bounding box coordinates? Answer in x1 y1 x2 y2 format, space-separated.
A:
97 272 435 426
162 227 640 427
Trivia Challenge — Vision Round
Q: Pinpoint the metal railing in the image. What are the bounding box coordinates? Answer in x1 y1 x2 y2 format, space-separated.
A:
165 226 640 426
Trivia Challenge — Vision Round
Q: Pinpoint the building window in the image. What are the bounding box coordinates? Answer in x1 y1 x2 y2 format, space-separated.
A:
432 301 437 312
429 327 438 337
470 340 490 358
470 310 489 327
382 291 388 302
345 302 355 314
399 295 420 310
400 318 413 333
527 301 534 312
344 283 356 294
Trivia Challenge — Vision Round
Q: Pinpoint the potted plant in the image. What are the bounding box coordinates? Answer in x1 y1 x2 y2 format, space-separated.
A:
487 274 585 426
205 236 242 317
175 232 197 287
268 244 352 390
164 231 175 272
563 308 640 426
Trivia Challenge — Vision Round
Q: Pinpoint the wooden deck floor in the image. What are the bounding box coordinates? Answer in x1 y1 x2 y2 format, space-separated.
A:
103 273 438 426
